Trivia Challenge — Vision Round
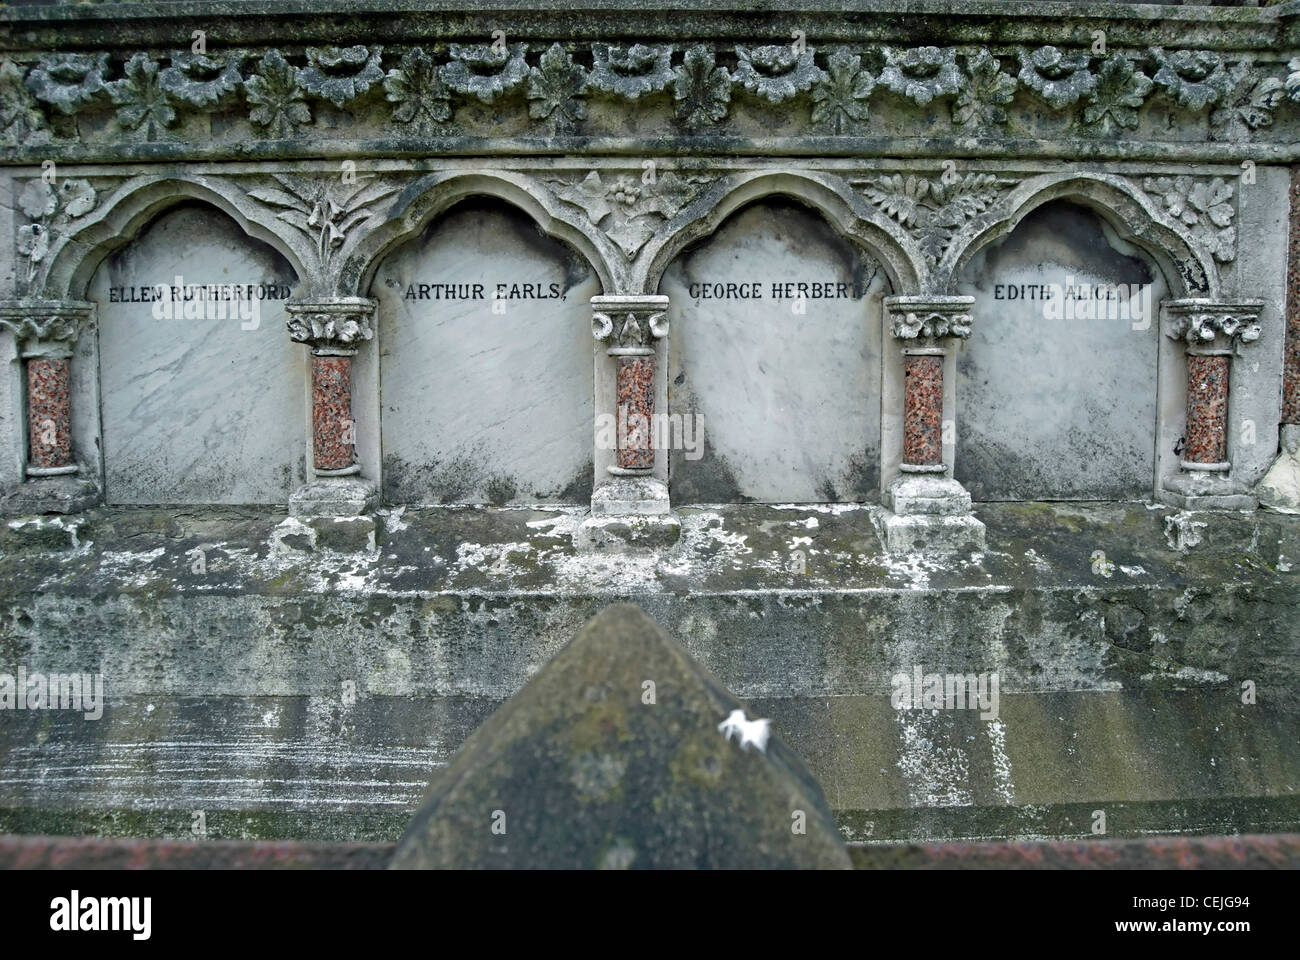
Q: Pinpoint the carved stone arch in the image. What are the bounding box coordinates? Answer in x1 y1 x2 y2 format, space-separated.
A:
635 171 924 297
940 173 1217 299
41 175 312 301
338 171 622 298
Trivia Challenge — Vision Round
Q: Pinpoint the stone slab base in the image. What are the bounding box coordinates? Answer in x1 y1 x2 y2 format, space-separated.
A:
271 515 377 554
0 501 1297 844
574 512 681 550
289 477 377 518
2 475 99 515
589 476 670 516
1160 471 1258 511
874 510 987 554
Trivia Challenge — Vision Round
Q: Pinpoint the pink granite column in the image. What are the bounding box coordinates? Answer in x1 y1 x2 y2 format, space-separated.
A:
0 300 99 513
26 355 73 470
880 295 983 552
902 352 944 469
312 353 355 472
886 296 973 478
592 296 669 478
1162 300 1263 508
616 354 656 471
286 298 376 478
1184 353 1230 466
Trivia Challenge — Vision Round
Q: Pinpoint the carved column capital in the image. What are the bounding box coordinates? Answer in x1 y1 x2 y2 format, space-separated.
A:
1164 299 1264 354
592 295 669 355
885 295 974 342
285 297 376 355
0 299 94 358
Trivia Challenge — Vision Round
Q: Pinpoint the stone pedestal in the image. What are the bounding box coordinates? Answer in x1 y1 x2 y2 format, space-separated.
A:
285 297 378 519
1161 300 1263 511
582 295 679 548
877 296 985 554
0 300 99 515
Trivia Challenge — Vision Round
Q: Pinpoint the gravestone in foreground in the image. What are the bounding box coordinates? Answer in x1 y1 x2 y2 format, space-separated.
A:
391 604 851 869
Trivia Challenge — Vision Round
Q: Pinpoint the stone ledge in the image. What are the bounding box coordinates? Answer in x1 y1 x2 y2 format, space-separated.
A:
2 832 1296 870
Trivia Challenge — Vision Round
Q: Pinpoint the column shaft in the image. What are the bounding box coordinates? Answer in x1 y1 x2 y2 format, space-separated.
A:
616 354 655 471
1184 353 1230 465
902 352 944 468
26 355 73 469
312 352 355 472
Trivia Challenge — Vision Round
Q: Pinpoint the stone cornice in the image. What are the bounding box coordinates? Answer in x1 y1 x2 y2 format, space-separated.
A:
0 3 1289 49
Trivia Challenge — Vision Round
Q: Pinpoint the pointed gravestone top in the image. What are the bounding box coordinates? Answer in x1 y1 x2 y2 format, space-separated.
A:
391 603 851 869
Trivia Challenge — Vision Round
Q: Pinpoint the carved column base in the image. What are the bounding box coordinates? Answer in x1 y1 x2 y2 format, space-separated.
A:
3 473 100 516
876 474 985 554
579 476 679 550
1160 468 1257 511
590 475 671 516
1257 424 1300 515
289 475 378 518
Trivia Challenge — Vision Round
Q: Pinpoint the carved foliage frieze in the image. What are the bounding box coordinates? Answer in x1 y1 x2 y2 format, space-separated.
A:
1 42 1295 149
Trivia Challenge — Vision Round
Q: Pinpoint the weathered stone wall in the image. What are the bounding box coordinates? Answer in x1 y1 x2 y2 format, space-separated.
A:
1 1 1298 845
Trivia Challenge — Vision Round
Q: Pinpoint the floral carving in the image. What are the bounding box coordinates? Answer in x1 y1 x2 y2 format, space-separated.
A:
285 299 376 347
673 45 731 128
16 177 97 287
953 49 1017 126
1017 46 1095 109
298 46 384 108
248 174 398 276
245 50 311 138
442 43 529 103
1083 54 1153 130
0 60 48 145
1208 58 1285 142
891 309 972 340
25 53 108 115
857 173 1012 266
588 44 674 100
0 303 89 346
732 45 825 104
105 53 177 137
1166 307 1261 347
546 169 715 258
811 47 875 134
527 43 587 121
1141 175 1237 263
1150 49 1229 112
879 47 962 106
1286 57 1300 103
384 47 451 131
158 51 245 109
